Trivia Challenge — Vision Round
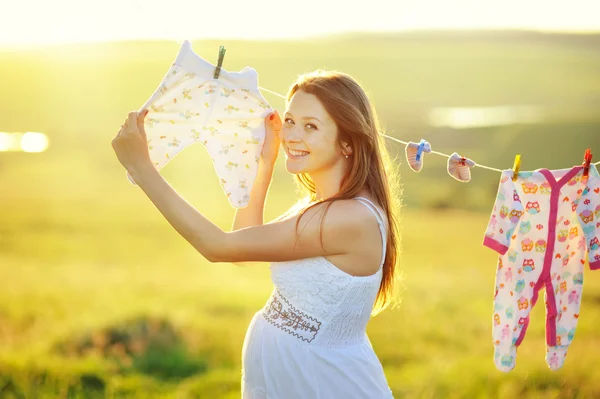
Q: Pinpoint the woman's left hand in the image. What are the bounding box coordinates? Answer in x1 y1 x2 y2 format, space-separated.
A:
111 109 153 178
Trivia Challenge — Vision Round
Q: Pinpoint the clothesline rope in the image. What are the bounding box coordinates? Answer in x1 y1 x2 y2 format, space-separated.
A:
256 85 506 171
256 87 600 172
257 86 287 100
129 0 600 173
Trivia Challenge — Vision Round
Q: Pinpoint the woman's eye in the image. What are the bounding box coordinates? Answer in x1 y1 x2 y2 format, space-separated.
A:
305 124 317 130
284 118 294 125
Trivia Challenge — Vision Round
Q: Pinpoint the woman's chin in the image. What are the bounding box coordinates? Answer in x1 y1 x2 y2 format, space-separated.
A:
285 163 304 174
284 157 304 173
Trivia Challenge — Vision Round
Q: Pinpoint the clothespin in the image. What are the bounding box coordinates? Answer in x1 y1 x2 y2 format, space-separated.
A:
213 45 226 79
582 149 593 180
512 154 521 181
415 139 427 162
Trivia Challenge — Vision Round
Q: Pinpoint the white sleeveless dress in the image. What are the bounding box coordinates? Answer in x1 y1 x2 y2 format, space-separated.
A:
241 197 394 398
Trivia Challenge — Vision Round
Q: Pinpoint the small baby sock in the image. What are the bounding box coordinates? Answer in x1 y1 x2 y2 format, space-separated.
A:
447 152 476 182
405 139 431 172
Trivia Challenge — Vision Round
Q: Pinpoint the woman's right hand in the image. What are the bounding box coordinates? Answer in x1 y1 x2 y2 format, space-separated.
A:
261 110 282 167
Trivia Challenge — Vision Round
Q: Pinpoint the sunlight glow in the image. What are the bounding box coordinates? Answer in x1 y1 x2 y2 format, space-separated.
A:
0 0 598 47
0 133 20 152
428 106 542 129
0 132 49 152
21 132 50 153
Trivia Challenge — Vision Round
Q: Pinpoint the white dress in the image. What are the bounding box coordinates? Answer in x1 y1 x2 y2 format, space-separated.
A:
241 197 394 398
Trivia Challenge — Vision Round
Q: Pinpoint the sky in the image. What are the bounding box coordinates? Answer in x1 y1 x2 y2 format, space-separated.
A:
2 0 600 47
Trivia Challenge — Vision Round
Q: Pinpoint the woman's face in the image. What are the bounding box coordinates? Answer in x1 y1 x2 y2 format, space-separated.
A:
281 90 343 175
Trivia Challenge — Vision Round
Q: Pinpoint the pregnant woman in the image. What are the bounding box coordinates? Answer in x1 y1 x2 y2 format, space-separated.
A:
112 70 401 398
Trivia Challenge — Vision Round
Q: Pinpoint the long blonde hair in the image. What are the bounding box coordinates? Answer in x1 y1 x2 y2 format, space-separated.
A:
286 70 403 316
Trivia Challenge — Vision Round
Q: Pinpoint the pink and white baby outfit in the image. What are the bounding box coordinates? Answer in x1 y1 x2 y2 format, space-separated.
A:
483 164 600 371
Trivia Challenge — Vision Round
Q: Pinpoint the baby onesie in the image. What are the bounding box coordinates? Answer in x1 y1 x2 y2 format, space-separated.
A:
483 164 600 372
126 40 273 208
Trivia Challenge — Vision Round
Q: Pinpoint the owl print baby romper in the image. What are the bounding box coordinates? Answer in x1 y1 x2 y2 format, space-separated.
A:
483 164 600 372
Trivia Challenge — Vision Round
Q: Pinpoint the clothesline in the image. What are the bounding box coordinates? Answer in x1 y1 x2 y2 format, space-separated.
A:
257 85 600 172
129 0 600 174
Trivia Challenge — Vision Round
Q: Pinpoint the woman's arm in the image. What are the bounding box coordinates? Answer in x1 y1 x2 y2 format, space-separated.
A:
115 110 371 265
229 112 281 267
230 160 275 266
232 111 281 231
128 164 371 264
218 200 372 263
232 159 274 230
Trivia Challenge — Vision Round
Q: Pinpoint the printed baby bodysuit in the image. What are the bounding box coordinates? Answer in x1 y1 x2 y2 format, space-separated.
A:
127 40 273 208
483 164 600 372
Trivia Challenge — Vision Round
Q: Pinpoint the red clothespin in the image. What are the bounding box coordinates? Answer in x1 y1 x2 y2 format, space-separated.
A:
582 149 592 180
460 156 467 166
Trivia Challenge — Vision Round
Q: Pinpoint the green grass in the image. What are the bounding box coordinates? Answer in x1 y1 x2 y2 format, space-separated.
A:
3 205 600 397
1 31 600 397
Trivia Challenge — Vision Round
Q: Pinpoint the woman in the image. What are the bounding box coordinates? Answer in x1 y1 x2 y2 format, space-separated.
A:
112 70 401 398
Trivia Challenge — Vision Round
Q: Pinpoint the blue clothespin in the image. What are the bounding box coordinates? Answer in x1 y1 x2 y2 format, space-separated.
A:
213 45 226 79
416 139 427 162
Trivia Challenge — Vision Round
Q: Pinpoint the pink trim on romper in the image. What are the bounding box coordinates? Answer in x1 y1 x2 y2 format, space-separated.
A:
483 236 509 255
591 260 600 270
514 165 583 348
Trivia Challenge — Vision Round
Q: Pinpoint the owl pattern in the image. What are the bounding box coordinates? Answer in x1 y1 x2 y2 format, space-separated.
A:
484 165 600 372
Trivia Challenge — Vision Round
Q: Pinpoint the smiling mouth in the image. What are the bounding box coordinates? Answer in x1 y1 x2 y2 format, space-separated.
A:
288 148 310 158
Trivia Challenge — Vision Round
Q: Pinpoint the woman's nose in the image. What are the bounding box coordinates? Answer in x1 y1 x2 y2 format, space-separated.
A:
282 126 301 143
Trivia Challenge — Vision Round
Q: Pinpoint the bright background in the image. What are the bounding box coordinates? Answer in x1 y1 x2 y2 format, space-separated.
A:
1 0 600 398
2 0 600 46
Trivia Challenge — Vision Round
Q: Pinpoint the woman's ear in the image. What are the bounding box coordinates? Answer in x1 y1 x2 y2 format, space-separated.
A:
342 142 352 157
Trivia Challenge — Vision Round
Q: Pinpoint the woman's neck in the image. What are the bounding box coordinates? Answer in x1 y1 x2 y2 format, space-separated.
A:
310 160 348 200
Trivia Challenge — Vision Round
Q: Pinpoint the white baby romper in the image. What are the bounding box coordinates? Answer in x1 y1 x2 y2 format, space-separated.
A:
128 40 272 208
483 164 600 372
241 197 394 398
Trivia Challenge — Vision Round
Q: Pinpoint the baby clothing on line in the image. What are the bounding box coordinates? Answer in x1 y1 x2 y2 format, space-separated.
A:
405 139 431 172
127 40 273 208
483 163 600 372
447 152 476 182
405 141 477 182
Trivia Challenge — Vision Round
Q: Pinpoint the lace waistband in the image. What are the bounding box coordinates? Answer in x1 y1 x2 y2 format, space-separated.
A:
260 289 322 344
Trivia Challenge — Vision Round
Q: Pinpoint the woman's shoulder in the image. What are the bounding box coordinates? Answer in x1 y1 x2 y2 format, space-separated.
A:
274 195 384 231
308 198 383 236
351 195 386 220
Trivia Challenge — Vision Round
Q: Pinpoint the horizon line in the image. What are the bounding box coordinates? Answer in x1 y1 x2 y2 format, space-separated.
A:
1 27 600 50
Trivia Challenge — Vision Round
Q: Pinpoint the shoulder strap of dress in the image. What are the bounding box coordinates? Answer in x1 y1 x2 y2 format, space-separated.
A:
353 196 387 269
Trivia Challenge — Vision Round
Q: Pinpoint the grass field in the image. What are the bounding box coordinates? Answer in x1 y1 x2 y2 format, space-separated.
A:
1 31 600 398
